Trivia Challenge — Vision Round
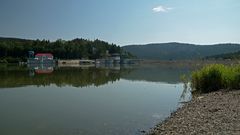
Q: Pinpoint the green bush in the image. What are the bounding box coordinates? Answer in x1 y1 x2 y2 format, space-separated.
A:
191 64 240 93
0 59 8 63
5 57 21 63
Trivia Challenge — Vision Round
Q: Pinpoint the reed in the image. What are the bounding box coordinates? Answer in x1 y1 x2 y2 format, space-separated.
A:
191 64 240 93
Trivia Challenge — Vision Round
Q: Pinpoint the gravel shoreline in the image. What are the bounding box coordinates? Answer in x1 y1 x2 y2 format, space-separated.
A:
149 90 240 135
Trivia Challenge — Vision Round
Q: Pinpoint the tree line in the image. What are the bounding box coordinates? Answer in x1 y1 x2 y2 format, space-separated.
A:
0 37 133 63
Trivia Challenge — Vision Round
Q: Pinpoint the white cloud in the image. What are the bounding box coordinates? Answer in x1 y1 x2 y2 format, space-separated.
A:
152 5 173 13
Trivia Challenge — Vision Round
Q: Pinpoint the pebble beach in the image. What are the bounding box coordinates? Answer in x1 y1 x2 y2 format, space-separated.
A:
150 90 240 135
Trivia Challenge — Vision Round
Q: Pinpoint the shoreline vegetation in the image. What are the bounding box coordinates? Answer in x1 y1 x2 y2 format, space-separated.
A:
150 64 240 135
192 64 240 93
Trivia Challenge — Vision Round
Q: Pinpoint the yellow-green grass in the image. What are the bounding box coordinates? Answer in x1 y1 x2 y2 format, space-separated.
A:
191 64 240 93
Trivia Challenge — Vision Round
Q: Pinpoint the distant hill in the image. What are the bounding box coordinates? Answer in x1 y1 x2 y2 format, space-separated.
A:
122 42 240 60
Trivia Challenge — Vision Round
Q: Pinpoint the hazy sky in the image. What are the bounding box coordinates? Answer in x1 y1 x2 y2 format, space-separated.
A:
0 0 239 46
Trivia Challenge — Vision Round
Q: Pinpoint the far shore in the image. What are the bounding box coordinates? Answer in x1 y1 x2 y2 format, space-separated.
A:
140 59 240 65
149 89 240 135
1 58 240 66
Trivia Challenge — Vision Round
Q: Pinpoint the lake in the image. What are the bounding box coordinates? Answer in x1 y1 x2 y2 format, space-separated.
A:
0 64 192 135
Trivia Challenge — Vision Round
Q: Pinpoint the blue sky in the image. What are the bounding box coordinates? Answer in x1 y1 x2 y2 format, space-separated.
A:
0 0 239 46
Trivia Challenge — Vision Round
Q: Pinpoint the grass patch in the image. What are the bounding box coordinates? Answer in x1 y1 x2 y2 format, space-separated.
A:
191 64 240 93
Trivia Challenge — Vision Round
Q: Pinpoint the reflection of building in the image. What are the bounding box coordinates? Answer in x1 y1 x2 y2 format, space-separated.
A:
28 63 54 76
96 53 121 65
96 63 121 70
34 66 54 74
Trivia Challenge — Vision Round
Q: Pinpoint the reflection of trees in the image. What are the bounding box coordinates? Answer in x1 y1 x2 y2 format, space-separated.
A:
121 65 192 84
0 66 131 88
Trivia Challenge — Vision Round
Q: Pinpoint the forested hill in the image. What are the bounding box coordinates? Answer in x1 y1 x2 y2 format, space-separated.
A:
206 51 240 60
0 37 129 63
122 42 240 60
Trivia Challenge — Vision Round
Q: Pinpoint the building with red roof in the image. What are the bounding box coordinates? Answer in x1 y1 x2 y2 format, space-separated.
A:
35 53 53 60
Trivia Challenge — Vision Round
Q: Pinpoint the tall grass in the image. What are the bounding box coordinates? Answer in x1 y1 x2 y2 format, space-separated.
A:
191 64 240 93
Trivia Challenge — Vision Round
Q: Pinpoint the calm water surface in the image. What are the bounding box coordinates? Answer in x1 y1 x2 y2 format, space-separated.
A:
0 64 191 135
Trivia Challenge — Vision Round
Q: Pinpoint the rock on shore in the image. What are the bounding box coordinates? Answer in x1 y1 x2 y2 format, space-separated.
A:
150 90 240 135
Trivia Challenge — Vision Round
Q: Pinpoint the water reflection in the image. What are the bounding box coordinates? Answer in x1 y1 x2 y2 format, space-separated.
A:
0 64 193 135
28 63 55 76
0 65 128 88
0 64 193 88
121 64 192 84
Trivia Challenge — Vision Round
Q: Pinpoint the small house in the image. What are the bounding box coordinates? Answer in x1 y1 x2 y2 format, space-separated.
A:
35 53 54 61
28 52 55 64
111 53 121 64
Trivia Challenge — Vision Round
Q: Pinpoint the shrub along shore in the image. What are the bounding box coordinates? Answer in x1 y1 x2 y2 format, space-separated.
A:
149 64 240 135
192 64 240 93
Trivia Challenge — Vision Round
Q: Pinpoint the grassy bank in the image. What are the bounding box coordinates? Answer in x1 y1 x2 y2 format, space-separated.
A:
191 64 240 93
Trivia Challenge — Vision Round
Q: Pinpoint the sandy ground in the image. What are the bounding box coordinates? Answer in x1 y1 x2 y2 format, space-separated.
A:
149 90 240 135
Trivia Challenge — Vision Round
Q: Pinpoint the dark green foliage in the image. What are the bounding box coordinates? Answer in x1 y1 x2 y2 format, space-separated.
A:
122 42 240 60
191 64 240 93
0 59 7 63
0 37 128 63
